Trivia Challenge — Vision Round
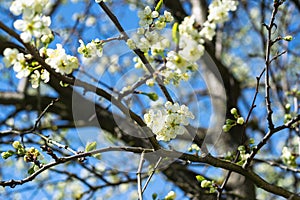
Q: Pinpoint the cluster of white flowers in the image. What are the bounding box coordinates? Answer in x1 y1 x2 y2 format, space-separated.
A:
137 6 173 28
10 0 52 43
30 69 50 88
144 101 194 141
77 39 103 58
199 0 238 41
138 6 159 26
161 0 238 85
3 45 77 88
3 48 51 88
208 0 238 23
163 51 195 85
3 48 31 79
127 1 238 87
4 1 78 88
40 44 79 75
281 147 296 167
127 7 173 56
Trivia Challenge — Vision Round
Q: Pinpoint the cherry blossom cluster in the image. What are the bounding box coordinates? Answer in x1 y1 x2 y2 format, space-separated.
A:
281 146 297 167
10 0 53 43
144 101 194 141
3 48 50 88
127 1 238 87
77 39 103 58
165 0 238 84
40 44 79 75
3 1 78 89
3 43 79 88
126 6 173 56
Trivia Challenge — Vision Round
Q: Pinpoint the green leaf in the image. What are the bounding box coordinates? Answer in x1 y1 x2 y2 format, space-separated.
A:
93 153 101 160
28 166 35 175
155 0 163 11
172 22 179 44
1 150 14 159
196 175 205 182
85 141 97 152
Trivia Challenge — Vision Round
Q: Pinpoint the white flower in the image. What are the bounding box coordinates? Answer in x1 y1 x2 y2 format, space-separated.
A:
45 44 79 75
138 6 159 26
10 0 50 16
237 117 244 125
164 11 174 22
85 16 96 27
281 147 296 167
3 48 19 67
154 16 167 30
144 101 194 141
199 21 216 41
14 15 51 43
178 39 204 62
30 70 41 88
41 33 54 44
208 0 238 23
164 191 176 200
126 39 137 50
77 39 103 58
12 53 31 79
166 51 188 71
146 78 155 86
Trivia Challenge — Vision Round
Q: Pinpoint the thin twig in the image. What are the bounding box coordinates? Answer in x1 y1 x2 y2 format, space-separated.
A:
137 152 145 200
254 158 300 173
265 1 281 131
269 50 287 63
244 114 300 168
33 99 59 130
0 146 154 188
142 157 162 193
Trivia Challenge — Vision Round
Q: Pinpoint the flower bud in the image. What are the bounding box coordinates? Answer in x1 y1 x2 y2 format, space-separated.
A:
222 124 231 132
237 117 245 125
1 151 14 159
230 108 238 115
12 141 21 149
283 35 293 41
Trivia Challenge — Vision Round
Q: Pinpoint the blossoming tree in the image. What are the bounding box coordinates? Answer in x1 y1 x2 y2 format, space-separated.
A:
0 0 299 199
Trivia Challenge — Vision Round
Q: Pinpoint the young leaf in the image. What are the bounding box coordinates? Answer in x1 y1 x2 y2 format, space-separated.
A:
85 141 97 152
196 175 205 182
172 22 179 44
155 0 163 11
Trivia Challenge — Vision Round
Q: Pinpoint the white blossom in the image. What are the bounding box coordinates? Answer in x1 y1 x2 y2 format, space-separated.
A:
3 48 19 67
30 70 41 88
78 39 103 58
164 191 176 200
208 0 238 23
13 15 51 43
138 6 159 26
11 53 32 79
44 44 79 75
144 101 194 141
199 21 216 41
